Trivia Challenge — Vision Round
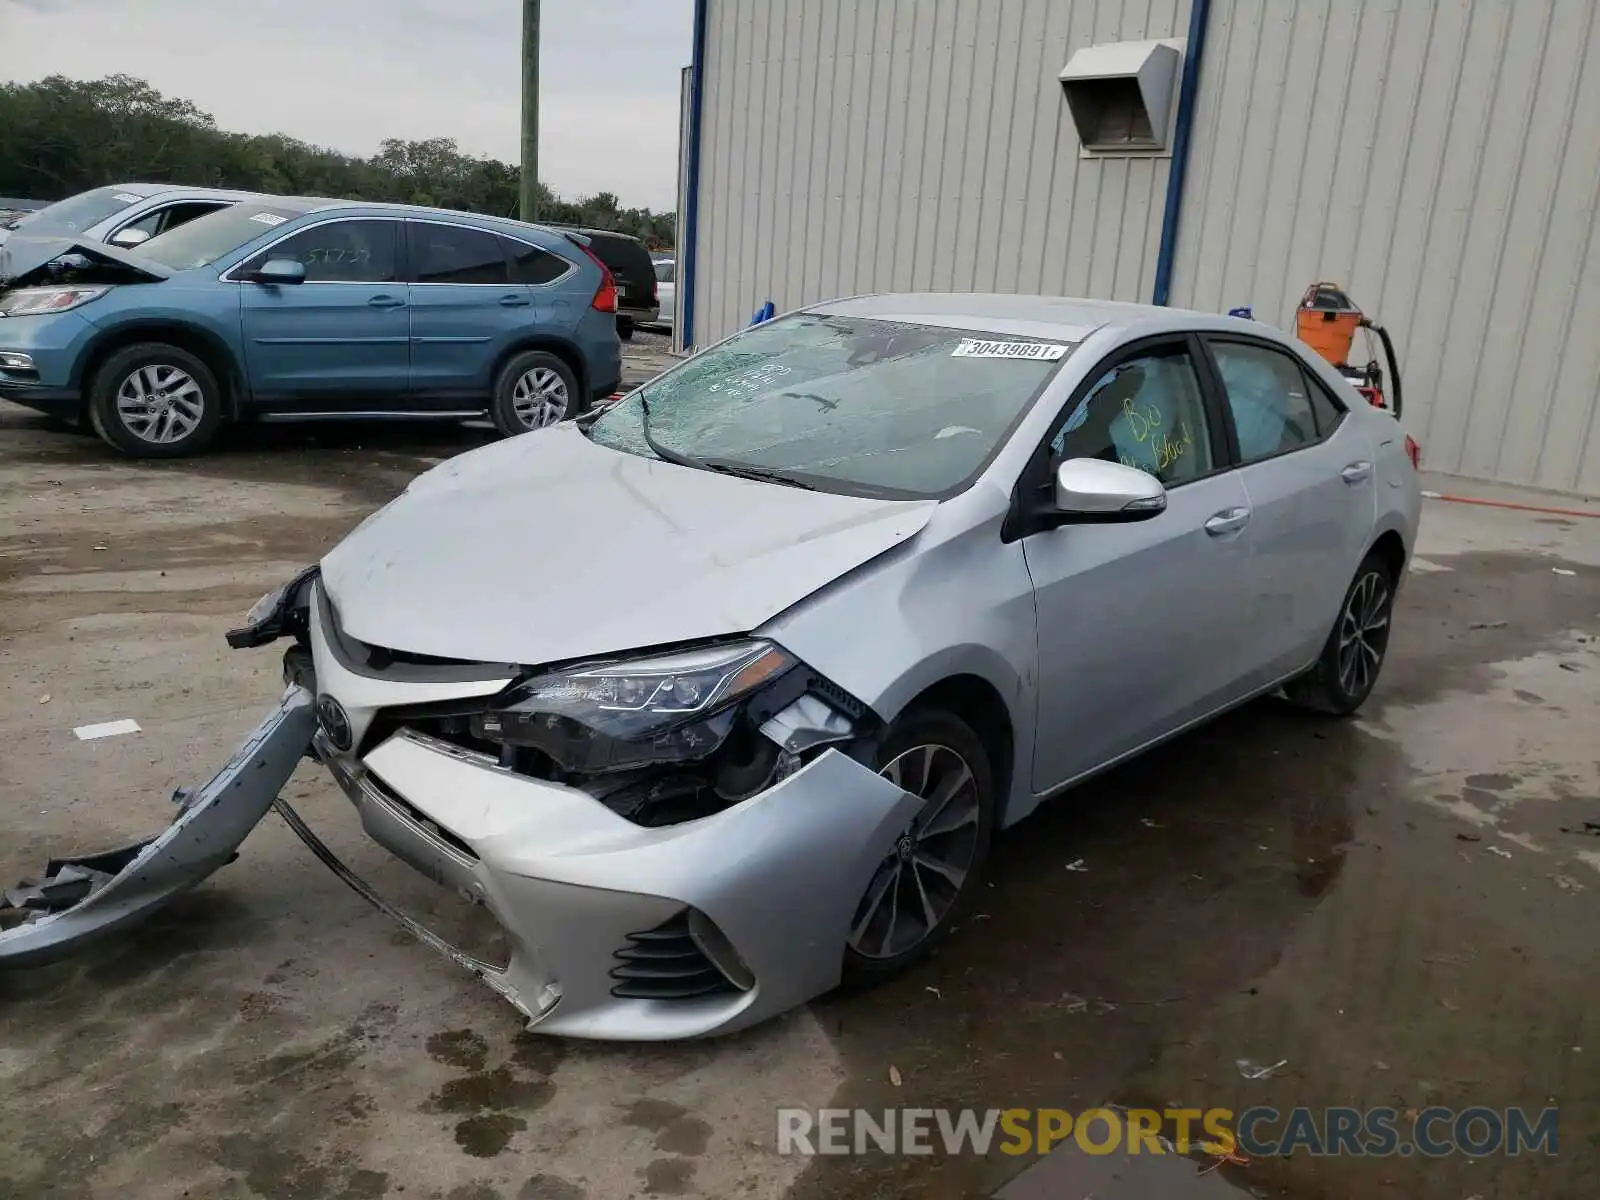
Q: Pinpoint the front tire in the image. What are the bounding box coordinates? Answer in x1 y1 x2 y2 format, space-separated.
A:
490 350 581 437
1284 552 1396 715
87 343 224 458
843 709 996 984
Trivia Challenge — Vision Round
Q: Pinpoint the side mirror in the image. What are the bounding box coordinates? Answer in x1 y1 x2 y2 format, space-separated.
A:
1052 457 1167 522
109 227 152 249
247 258 306 286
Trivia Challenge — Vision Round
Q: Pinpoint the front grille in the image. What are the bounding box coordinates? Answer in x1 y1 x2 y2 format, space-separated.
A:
610 911 740 1000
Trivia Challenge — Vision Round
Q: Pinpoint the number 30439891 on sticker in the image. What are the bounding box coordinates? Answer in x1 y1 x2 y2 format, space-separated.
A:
952 339 1070 361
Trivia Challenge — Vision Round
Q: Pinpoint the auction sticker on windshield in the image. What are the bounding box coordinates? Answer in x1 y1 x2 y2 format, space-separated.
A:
951 339 1070 361
249 213 289 226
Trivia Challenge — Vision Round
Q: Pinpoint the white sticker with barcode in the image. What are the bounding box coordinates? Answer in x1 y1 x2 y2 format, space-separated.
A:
952 338 1070 361
249 212 288 226
114 193 142 203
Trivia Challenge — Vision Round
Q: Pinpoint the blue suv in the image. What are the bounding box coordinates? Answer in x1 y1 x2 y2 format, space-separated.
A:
0 198 623 456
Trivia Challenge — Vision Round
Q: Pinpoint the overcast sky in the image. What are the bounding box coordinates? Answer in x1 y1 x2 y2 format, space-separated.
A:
0 0 693 210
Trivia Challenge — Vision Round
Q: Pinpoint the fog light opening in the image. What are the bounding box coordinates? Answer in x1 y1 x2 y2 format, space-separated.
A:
687 908 755 992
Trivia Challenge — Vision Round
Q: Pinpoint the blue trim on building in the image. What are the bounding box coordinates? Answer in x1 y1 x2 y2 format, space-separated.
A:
680 0 711 350
1151 0 1211 307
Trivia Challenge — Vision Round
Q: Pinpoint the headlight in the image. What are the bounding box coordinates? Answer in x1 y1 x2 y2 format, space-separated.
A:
226 565 320 649
474 640 796 773
0 286 110 316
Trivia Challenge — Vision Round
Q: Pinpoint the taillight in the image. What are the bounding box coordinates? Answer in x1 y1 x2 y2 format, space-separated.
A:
1404 434 1421 470
573 241 617 313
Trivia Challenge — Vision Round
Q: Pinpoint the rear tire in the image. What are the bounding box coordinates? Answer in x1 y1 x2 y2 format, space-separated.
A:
617 317 635 342
842 709 996 986
87 343 224 458
1283 552 1396 715
490 350 581 437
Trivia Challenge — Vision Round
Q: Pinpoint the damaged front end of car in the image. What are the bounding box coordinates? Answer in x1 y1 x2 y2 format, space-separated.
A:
300 581 923 1039
5 564 924 1040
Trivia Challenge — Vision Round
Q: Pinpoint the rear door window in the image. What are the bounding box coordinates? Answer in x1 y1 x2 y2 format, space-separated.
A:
1207 340 1326 463
407 222 509 285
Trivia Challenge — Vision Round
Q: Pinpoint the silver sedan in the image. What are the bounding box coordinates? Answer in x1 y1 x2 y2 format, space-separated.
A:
12 295 1417 1037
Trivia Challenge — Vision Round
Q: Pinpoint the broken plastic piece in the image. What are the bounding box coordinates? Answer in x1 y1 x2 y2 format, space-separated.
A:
1 687 313 967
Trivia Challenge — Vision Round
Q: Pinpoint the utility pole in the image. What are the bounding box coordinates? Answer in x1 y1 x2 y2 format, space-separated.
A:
519 0 540 222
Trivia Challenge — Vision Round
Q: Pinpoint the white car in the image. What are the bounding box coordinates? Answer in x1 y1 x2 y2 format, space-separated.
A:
652 257 675 331
0 183 258 260
4 294 1421 1044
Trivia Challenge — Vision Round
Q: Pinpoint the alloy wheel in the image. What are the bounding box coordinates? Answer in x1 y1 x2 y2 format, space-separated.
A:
848 744 983 961
1337 570 1391 698
115 364 205 445
511 367 570 429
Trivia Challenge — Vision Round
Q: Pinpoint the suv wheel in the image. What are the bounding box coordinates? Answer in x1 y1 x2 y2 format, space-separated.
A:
87 343 224 458
491 350 581 436
617 316 635 341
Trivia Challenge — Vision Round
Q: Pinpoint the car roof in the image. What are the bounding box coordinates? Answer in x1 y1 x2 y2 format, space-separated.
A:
105 183 262 201
810 292 1264 344
287 198 570 241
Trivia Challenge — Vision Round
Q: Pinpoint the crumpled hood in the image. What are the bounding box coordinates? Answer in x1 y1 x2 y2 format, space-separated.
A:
0 235 172 287
320 424 937 666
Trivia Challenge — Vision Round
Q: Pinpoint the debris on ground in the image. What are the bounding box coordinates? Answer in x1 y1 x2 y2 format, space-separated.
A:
1555 876 1585 893
36 693 49 704
1236 1058 1288 1080
1560 662 1582 672
1140 817 1164 828
1455 832 1482 842
888 1065 902 1087
72 718 141 741
1064 858 1088 872
924 986 942 999
1486 846 1514 859
1551 567 1577 576
1468 620 1508 630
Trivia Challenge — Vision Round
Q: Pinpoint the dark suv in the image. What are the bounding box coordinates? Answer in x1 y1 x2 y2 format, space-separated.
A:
545 225 658 340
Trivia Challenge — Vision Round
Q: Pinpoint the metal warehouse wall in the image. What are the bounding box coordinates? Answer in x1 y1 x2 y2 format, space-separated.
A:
1171 0 1600 494
691 0 1600 493
691 0 1194 344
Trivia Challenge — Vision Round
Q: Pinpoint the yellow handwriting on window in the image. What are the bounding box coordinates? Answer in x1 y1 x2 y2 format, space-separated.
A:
1154 421 1195 473
1121 396 1164 443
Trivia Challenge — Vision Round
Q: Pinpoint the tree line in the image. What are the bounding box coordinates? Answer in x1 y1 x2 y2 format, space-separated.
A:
0 75 675 249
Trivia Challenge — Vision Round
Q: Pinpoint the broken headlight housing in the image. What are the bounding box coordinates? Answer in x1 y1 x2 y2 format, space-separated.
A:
472 640 797 774
226 565 320 649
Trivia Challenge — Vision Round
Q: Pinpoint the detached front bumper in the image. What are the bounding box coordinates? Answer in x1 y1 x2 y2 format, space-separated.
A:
0 686 315 966
318 728 919 1039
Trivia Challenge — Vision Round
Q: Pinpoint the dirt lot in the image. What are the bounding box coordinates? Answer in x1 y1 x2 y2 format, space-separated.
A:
1 366 1597 1200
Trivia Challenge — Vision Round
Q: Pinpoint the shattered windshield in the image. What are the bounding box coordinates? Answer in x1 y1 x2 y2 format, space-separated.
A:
7 186 144 235
586 313 1076 499
137 204 308 271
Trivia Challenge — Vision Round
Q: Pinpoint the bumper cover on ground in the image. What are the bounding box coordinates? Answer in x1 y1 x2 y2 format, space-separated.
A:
0 687 314 967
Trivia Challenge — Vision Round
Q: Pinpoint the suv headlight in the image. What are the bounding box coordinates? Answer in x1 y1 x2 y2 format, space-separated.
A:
0 286 110 316
473 640 796 773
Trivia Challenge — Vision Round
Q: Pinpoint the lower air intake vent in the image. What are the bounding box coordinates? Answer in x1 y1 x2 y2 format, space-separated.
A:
610 910 742 1000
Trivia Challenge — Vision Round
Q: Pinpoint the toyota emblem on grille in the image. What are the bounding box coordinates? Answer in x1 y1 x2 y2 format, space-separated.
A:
316 695 353 752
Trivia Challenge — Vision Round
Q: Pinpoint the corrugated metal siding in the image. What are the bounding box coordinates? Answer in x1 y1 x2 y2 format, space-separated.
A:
693 0 1193 347
1172 0 1600 494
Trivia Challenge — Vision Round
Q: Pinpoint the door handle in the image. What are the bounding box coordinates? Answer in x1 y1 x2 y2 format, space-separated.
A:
1204 507 1251 537
367 295 405 309
499 294 531 307
1341 461 1373 484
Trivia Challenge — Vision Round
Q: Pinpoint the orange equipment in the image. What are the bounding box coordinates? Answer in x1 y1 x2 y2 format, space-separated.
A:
1294 282 1403 419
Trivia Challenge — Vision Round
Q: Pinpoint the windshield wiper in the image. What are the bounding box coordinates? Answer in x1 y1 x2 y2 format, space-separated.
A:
636 395 819 491
699 460 820 491
636 392 708 472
